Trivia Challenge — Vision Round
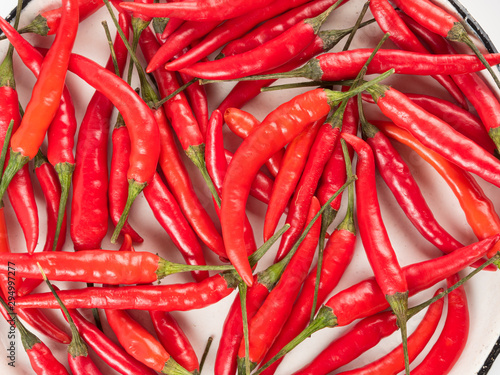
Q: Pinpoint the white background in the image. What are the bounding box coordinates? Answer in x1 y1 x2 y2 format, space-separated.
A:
1 0 500 374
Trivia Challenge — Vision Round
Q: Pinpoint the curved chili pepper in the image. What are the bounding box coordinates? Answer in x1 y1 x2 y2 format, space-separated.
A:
120 0 277 21
221 0 350 57
263 119 322 241
400 12 500 155
411 274 469 375
373 120 500 263
367 84 500 190
175 7 335 80
0 0 79 203
362 92 495 154
254 234 500 373
70 308 157 375
237 198 321 372
361 117 464 254
139 27 225 257
105 308 192 374
239 49 500 82
146 0 312 72
0 250 232 285
369 0 467 108
72 11 131 249
144 172 209 283
149 310 199 373
224 108 283 177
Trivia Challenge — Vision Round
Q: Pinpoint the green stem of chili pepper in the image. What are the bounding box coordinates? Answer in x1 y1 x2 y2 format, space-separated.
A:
154 78 199 109
198 336 212 374
342 0 370 51
238 282 250 375
0 120 14 178
53 163 73 251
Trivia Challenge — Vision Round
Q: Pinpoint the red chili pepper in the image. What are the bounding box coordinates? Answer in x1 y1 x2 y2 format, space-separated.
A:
369 0 467 108
149 310 199 373
161 16 184 40
144 172 210 282
224 108 283 177
139 27 225 257
367 84 500 190
120 0 281 22
105 308 192 374
70 308 157 375
263 119 322 241
174 7 335 80
221 0 350 57
0 0 79 202
237 198 321 371
72 11 131 249
411 274 469 375
336 289 444 375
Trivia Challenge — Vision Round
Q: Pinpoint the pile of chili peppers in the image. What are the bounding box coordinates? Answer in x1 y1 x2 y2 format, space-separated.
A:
0 0 500 374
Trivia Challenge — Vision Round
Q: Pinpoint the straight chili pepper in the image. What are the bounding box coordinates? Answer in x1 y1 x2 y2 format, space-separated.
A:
369 0 467 108
72 11 131 249
366 84 500 190
175 6 336 80
139 26 225 257
237 198 321 372
120 0 277 22
0 250 233 285
224 108 283 178
221 74 393 286
336 290 444 375
0 0 79 203
254 234 500 374
263 119 322 241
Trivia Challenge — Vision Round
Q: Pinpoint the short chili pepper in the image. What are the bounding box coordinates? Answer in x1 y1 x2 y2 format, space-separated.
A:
0 250 233 285
224 108 284 178
105 308 192 374
366 84 500 190
336 289 444 375
253 234 500 374
72 10 131 249
237 198 321 373
69 308 157 375
221 75 392 286
175 6 336 80
0 0 79 203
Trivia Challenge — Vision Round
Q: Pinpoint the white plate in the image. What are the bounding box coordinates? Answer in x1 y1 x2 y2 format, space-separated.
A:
0 0 500 374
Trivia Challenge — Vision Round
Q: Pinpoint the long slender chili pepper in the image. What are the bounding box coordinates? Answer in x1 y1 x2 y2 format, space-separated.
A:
175 6 336 80
369 0 467 108
373 120 500 263
360 111 464 254
400 12 500 155
259 198 356 375
391 0 500 90
149 310 200 373
361 92 495 154
224 108 284 178
254 234 500 374
0 250 233 285
0 299 70 375
411 274 469 375
221 73 393 286
205 110 257 257
72 11 131 249
0 0 78 203
70 308 157 375
144 172 210 283
336 290 444 375
367 84 500 189
341 133 410 374
237 198 321 372
138 27 225 257
105 308 192 374
227 49 500 83
263 119 322 241
120 0 277 22
39 269 102 375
